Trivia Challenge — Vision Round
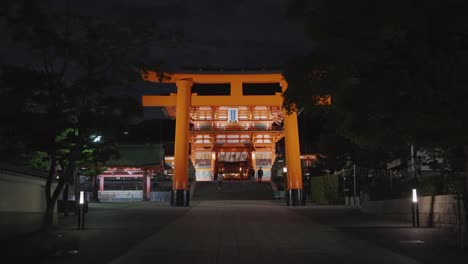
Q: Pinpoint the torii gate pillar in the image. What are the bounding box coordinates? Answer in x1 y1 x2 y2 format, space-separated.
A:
171 79 193 206
281 80 305 206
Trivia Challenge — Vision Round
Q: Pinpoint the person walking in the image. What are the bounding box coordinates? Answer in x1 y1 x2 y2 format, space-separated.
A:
257 167 263 183
217 173 223 190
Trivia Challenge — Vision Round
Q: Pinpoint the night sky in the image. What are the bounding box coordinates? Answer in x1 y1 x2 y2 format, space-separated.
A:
67 0 315 68
1 0 314 120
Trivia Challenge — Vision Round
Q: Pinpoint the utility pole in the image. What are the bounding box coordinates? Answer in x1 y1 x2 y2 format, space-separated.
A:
353 164 356 205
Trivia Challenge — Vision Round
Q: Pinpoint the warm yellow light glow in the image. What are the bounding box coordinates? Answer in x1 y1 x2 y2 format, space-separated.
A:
316 95 331 105
212 152 216 160
251 152 255 159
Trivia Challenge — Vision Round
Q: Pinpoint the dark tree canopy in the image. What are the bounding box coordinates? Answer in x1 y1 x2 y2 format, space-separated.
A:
285 0 468 154
0 0 170 227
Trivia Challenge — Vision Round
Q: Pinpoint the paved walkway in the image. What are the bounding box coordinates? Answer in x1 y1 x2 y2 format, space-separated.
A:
1 201 467 264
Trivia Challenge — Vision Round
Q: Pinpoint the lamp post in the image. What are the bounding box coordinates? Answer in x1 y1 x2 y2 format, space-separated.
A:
91 134 101 202
282 166 287 191
412 189 419 228
77 191 86 230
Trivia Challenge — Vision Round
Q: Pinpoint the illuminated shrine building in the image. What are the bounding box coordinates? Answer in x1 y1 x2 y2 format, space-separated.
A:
170 105 284 181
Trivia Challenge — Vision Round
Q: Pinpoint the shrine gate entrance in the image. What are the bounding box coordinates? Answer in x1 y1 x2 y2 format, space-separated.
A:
141 71 304 206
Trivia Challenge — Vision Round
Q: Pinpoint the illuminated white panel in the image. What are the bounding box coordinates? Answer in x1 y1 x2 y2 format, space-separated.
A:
227 135 238 138
227 139 239 143
228 108 238 122
198 106 212 110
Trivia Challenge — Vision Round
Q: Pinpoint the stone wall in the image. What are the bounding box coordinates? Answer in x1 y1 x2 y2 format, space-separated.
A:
361 194 466 231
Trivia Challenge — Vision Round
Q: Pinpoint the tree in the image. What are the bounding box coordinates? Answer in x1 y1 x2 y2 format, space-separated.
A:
285 0 468 237
1 1 168 228
285 0 468 186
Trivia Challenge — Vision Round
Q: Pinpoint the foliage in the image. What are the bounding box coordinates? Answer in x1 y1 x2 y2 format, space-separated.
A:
310 174 340 204
0 1 168 227
285 0 468 188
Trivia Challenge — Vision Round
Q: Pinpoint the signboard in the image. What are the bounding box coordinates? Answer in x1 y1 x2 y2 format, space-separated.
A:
228 107 238 122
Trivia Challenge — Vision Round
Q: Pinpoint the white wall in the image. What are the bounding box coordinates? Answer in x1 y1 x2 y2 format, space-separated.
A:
0 171 49 212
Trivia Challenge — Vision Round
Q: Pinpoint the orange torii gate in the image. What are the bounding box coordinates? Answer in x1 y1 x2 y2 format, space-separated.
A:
141 71 305 206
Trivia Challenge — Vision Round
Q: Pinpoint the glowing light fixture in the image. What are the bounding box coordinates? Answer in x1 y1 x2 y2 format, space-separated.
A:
412 189 418 203
79 191 85 205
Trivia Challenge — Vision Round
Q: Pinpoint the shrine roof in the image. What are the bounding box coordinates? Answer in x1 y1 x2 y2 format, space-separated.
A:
103 144 164 168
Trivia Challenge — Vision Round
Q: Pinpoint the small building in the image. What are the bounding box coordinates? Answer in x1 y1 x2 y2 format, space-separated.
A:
98 144 165 201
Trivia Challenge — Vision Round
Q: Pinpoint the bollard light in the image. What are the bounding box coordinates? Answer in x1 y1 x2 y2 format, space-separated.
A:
79 191 85 205
412 189 418 203
411 188 420 228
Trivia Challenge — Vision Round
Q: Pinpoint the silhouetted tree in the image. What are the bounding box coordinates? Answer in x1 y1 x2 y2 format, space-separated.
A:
1 1 171 228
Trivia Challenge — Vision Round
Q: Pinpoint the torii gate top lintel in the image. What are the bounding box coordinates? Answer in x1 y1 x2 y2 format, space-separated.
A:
141 71 288 107
141 71 287 86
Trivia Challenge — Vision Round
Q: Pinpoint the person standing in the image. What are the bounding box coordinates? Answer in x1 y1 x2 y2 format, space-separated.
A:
257 167 263 183
249 167 255 181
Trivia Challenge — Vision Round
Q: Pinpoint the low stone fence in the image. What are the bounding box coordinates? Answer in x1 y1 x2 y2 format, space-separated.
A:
151 192 171 202
98 190 143 201
361 194 466 231
98 190 171 202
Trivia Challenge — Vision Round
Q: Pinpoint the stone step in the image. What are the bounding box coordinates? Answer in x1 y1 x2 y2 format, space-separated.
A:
193 181 274 200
